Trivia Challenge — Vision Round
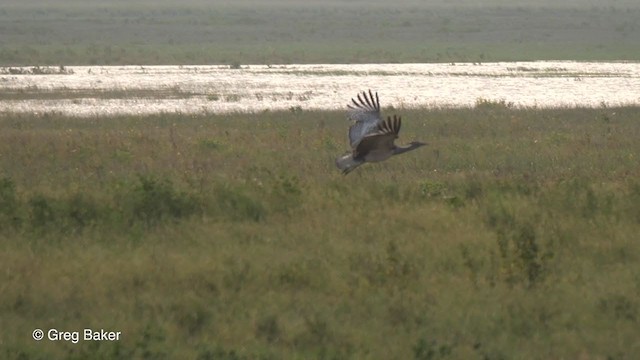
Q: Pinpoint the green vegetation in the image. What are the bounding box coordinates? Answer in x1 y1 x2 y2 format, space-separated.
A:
1 105 639 358
2 0 640 65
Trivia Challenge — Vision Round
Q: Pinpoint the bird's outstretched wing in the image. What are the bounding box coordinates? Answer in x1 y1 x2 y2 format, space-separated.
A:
353 115 402 158
347 90 383 148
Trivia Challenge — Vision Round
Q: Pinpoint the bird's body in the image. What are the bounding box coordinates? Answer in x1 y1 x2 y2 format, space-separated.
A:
335 90 426 174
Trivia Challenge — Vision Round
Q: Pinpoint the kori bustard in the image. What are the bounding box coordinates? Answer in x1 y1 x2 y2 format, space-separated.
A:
335 90 426 174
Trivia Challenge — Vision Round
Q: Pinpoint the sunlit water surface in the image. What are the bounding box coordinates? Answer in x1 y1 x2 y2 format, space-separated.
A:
1 62 639 116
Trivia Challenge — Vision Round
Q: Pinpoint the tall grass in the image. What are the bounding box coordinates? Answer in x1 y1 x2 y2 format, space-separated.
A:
1 106 639 358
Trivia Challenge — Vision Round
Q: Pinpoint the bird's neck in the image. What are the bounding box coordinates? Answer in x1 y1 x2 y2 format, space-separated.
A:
393 143 421 155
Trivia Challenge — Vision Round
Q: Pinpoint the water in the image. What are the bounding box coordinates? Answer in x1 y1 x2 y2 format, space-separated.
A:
1 62 639 116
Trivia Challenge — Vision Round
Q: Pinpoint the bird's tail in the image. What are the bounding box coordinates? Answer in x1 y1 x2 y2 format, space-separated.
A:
335 153 363 175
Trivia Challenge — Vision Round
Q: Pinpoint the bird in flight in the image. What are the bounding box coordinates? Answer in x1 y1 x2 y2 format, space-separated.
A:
335 90 426 174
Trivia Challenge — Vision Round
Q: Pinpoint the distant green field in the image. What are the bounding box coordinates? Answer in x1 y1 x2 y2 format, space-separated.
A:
2 0 640 65
1 105 639 358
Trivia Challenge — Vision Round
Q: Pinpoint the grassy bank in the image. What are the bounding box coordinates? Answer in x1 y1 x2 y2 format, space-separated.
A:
1 105 639 358
2 0 640 66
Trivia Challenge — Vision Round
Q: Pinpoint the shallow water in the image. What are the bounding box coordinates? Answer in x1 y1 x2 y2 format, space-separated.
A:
1 62 639 116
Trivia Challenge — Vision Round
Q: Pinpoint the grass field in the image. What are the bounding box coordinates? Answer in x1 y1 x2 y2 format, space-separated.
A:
1 104 639 359
2 0 640 66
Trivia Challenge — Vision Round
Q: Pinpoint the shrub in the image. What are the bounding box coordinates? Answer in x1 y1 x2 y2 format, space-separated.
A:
598 294 638 322
27 192 101 234
214 184 265 222
413 337 453 360
349 241 418 286
255 314 281 344
420 180 447 198
0 177 20 228
28 194 57 230
197 346 245 360
484 201 550 287
269 174 302 214
198 138 223 150
66 193 99 229
128 176 201 225
475 98 514 110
